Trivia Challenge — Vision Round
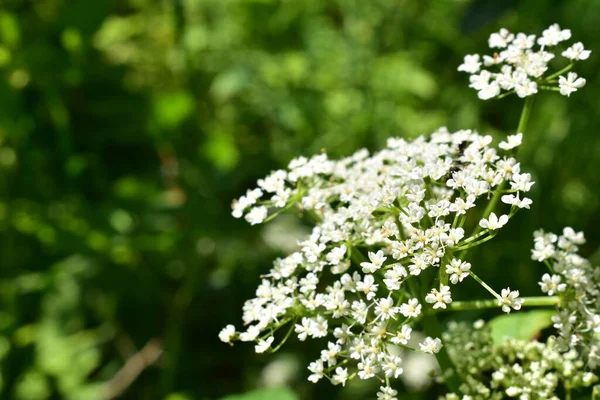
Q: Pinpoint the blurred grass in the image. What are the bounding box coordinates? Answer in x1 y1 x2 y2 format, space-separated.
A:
0 0 598 399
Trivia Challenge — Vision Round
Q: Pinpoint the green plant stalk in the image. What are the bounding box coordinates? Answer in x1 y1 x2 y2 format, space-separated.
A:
464 95 535 245
432 296 559 312
468 270 501 299
422 315 462 394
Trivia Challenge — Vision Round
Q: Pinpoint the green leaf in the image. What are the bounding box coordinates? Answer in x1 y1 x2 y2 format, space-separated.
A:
153 91 195 129
219 388 298 400
489 310 555 344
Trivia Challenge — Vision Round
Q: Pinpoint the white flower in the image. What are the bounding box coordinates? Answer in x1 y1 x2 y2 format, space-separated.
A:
377 386 398 400
498 288 525 313
240 325 260 342
445 259 471 284
479 212 509 230
499 133 523 150
425 285 452 309
399 298 422 318
255 336 274 353
374 297 399 321
382 355 403 379
331 367 348 386
539 273 566 295
562 42 591 60
515 79 537 98
326 245 347 265
245 205 268 225
537 23 571 46
478 81 501 100
501 194 533 209
219 324 236 343
559 72 586 97
458 54 481 73
489 28 514 48
419 337 443 354
360 250 386 273
391 325 412 345
356 274 379 300
307 359 324 382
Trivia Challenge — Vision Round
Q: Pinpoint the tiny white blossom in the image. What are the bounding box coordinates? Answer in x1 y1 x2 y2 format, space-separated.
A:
479 212 509 230
219 324 236 343
399 298 422 318
356 274 379 300
539 273 566 295
360 250 386 273
425 285 453 309
331 367 348 386
499 133 523 150
559 72 586 97
489 28 514 48
374 296 399 321
307 359 324 382
255 336 274 353
501 194 533 209
498 288 525 313
245 206 268 225
445 259 471 284
390 324 412 345
562 42 591 60
377 386 398 400
515 79 537 98
419 337 443 354
537 24 571 47
458 54 481 73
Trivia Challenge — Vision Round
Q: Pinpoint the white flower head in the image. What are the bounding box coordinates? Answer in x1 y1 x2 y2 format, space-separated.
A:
461 24 588 101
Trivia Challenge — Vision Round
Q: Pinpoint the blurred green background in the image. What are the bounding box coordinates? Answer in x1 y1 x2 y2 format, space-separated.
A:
0 0 599 399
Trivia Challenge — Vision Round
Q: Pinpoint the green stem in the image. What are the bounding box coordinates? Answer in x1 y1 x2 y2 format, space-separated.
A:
433 296 559 312
421 315 462 394
464 95 535 248
454 233 496 252
545 63 574 81
468 270 500 299
269 319 297 353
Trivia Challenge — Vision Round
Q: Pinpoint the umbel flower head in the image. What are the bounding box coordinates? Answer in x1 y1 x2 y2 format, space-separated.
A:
220 127 535 394
532 227 600 368
458 24 590 99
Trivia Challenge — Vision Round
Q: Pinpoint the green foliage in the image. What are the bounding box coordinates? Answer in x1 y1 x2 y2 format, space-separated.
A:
220 387 298 400
488 310 555 344
0 0 597 399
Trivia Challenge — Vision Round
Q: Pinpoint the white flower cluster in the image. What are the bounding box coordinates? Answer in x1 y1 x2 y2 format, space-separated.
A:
442 321 598 399
532 227 600 368
458 24 590 99
221 127 535 395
